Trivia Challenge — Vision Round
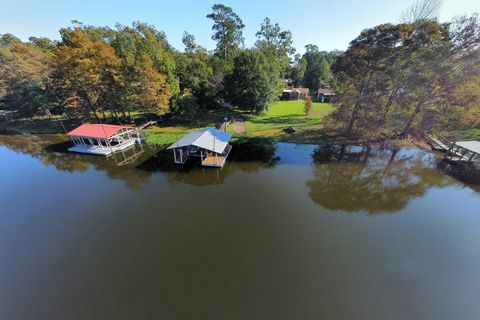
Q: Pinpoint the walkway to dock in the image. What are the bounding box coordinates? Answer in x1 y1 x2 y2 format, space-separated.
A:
135 121 157 131
232 118 246 134
426 134 451 152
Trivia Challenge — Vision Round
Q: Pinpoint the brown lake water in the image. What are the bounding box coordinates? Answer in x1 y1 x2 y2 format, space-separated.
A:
1 135 480 320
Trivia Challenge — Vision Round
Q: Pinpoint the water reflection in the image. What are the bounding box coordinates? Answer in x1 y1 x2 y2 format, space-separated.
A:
1 135 477 196
138 148 275 186
0 134 153 190
307 145 455 214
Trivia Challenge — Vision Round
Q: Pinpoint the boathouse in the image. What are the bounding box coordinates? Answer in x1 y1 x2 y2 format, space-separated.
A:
67 123 139 156
167 128 233 168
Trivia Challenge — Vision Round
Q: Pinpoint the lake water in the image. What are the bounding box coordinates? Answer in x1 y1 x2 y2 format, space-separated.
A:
1 135 480 320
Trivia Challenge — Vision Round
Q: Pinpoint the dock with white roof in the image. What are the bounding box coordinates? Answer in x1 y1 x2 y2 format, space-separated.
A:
167 128 233 168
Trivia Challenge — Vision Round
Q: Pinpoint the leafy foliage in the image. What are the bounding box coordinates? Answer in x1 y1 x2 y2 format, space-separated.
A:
329 16 480 136
206 4 244 61
224 50 282 114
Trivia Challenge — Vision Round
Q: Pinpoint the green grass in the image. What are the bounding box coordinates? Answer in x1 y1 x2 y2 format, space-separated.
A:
241 100 334 138
451 128 480 140
143 100 335 146
0 100 333 146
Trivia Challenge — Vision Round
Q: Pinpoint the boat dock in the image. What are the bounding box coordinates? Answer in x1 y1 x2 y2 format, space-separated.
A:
445 141 480 166
167 128 233 168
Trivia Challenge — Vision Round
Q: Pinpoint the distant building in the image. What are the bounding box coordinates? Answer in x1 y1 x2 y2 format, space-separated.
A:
316 88 336 103
281 86 310 100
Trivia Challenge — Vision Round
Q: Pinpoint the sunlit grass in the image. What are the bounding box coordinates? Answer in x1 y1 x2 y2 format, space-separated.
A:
143 100 335 146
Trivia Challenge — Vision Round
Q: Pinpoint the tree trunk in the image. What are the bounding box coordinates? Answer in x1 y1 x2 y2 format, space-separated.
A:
346 61 376 134
401 102 423 138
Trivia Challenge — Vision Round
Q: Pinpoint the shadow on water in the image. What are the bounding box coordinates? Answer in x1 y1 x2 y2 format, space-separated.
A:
0 134 279 189
306 144 457 214
437 160 480 192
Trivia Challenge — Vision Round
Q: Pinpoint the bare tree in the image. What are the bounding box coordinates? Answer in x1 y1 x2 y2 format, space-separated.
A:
401 0 443 23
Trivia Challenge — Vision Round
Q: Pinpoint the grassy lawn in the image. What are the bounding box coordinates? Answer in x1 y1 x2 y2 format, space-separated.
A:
238 100 334 138
450 128 480 140
144 100 334 146
0 100 334 146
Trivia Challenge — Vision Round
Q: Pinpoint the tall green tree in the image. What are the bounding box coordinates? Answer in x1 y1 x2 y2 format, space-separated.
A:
255 17 295 75
289 54 307 86
206 4 244 61
224 50 282 114
174 32 215 109
302 45 333 92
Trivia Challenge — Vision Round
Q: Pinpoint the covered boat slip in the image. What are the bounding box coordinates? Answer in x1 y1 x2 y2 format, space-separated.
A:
168 128 233 168
67 124 139 156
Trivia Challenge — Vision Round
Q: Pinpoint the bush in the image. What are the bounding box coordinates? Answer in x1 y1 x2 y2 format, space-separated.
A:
230 136 277 162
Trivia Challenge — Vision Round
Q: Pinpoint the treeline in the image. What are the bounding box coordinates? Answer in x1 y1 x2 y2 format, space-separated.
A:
0 4 337 121
330 6 480 136
1 1 480 137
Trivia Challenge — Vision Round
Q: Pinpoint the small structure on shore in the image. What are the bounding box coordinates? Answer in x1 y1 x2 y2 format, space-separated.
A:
316 88 336 103
282 86 309 100
167 128 233 168
67 123 139 156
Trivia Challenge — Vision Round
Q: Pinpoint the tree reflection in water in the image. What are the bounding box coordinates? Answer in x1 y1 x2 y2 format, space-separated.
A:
0 134 153 190
307 144 454 214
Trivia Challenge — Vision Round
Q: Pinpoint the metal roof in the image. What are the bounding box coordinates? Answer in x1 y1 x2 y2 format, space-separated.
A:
456 141 480 154
167 128 233 154
68 124 135 139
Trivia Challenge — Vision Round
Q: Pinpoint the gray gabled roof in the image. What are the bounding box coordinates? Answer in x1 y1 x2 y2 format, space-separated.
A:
167 128 233 154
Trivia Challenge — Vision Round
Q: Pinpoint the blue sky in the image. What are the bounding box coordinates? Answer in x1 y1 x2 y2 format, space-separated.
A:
1 0 479 53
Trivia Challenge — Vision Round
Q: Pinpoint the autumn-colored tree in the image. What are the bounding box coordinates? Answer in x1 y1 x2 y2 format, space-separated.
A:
136 53 171 115
0 34 52 117
51 28 121 120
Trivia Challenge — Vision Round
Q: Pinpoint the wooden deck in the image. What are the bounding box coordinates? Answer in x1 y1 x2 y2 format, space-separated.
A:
201 145 232 168
202 155 227 167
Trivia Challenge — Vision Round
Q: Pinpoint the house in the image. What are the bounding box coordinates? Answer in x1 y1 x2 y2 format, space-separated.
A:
316 88 336 103
67 123 139 156
167 128 233 168
282 86 310 100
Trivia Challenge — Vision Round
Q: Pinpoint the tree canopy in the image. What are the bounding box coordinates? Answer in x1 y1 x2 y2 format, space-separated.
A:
224 50 282 114
1 1 479 137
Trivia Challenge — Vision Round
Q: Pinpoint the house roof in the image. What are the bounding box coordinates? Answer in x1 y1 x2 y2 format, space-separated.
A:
294 87 310 94
167 128 233 154
67 123 135 139
317 88 335 95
